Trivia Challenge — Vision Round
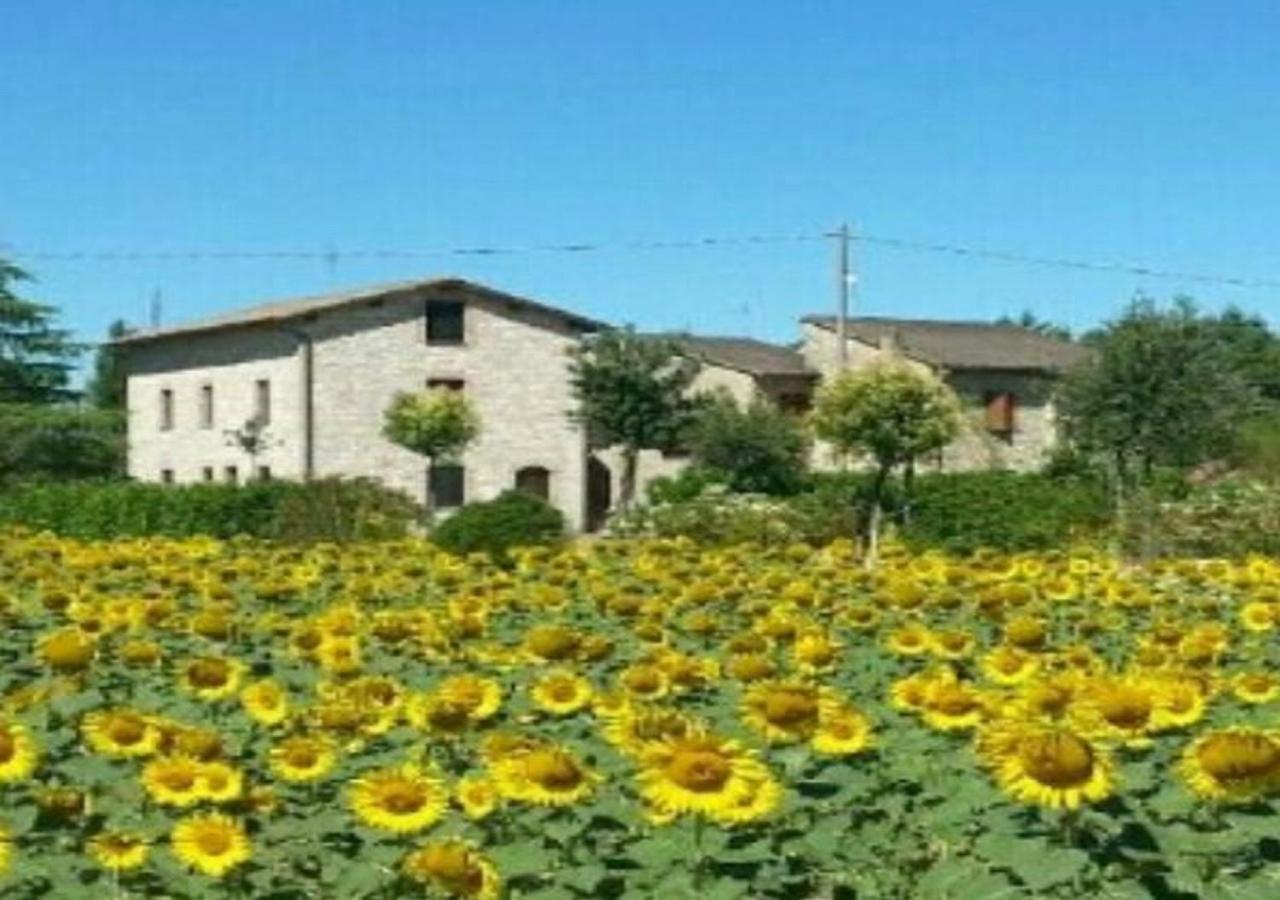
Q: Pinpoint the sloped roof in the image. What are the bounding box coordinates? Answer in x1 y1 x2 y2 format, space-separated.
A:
114 277 608 344
647 333 817 378
802 315 1090 373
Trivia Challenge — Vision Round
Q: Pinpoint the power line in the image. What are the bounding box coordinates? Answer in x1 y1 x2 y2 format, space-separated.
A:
7 228 1280 290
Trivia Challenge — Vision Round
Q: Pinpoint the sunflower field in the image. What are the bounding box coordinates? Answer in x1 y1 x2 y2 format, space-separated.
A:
0 530 1277 900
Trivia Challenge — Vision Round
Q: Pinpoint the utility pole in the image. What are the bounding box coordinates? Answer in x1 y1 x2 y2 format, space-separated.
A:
832 223 853 368
148 289 163 329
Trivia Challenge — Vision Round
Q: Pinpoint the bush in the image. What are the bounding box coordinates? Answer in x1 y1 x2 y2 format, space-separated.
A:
611 486 810 546
0 403 125 483
644 466 728 505
432 490 565 561
1121 476 1280 558
0 477 422 541
685 396 810 495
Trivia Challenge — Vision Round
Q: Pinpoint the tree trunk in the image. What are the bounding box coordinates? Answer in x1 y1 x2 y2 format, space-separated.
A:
619 447 639 513
901 457 916 527
866 463 891 569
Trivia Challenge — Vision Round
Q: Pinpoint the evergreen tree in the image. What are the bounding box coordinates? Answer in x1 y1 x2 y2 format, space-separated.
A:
0 259 82 404
87 319 132 409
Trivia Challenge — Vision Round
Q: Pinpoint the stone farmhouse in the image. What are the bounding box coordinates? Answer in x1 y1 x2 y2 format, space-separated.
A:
117 277 1087 530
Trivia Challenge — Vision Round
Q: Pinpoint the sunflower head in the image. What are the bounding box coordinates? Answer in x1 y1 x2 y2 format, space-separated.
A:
1181 729 1280 802
403 840 500 899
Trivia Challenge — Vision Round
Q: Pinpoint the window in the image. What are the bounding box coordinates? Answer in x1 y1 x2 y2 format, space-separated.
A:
777 392 813 415
514 465 551 502
254 379 271 425
224 465 239 485
199 384 214 429
256 465 272 482
160 389 174 431
202 466 215 482
160 469 175 484
984 391 1017 437
426 300 465 345
426 378 466 392
429 464 465 508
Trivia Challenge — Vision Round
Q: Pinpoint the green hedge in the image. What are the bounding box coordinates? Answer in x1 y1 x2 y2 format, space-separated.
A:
432 490 565 561
0 477 422 541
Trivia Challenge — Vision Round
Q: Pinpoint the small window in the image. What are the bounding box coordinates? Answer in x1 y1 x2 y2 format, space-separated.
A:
256 465 272 482
426 300 465 345
426 378 466 393
224 465 239 485
202 466 215 483
199 384 214 429
160 468 175 485
160 389 174 431
985 391 1017 436
254 379 271 425
429 464 465 508
515 465 551 502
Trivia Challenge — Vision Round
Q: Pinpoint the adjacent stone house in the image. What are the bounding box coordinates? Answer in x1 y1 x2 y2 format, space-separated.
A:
117 278 609 531
799 316 1091 471
117 276 1087 530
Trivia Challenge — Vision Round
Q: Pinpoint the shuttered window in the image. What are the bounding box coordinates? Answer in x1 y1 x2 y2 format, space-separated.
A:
984 391 1016 434
429 464 465 508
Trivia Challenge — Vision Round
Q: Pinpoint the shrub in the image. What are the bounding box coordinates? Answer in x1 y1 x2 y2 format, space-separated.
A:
685 395 810 495
1121 476 1280 558
0 403 125 483
432 490 565 561
645 466 728 505
0 477 421 541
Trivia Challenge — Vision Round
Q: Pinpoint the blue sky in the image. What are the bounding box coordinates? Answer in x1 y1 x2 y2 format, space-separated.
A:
3 0 1279 376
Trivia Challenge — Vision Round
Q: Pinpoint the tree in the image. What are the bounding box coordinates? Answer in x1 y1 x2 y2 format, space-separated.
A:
567 328 700 511
811 361 962 560
87 319 132 409
382 388 480 513
686 392 810 495
0 259 82 404
0 403 125 482
995 310 1072 341
1058 297 1257 487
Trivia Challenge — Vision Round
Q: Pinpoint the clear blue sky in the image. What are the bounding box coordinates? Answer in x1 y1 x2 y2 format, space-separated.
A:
4 0 1279 375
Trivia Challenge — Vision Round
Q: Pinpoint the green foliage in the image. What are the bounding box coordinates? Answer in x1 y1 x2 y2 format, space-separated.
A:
1061 297 1263 482
0 477 422 541
1120 476 1280 558
1230 413 1280 483
432 489 565 560
685 393 810 495
900 471 1111 553
645 466 729 505
86 319 131 409
567 328 701 507
0 259 83 404
381 388 480 462
811 362 963 472
0 403 125 483
994 309 1072 341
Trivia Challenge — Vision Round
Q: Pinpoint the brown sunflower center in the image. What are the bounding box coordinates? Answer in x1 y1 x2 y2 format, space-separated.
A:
1018 732 1095 787
286 746 319 768
195 828 232 856
379 782 428 814
524 751 584 789
0 731 14 762
1098 690 1152 730
187 659 231 689
929 685 980 716
762 691 819 726
1197 734 1280 783
108 716 147 745
161 769 197 791
668 750 733 792
417 845 484 891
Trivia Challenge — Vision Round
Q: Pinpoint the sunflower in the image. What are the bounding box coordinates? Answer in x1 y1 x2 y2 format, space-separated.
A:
198 761 244 803
142 757 204 807
980 645 1040 686
619 664 670 701
811 705 873 757
886 624 931 657
792 632 842 673
0 824 10 875
118 639 164 668
436 675 502 722
240 680 289 726
978 722 1114 810
82 709 162 758
530 670 594 716
179 656 245 702
741 681 825 743
37 627 96 673
454 776 500 820
1231 672 1280 705
1074 677 1157 745
919 680 989 732
350 764 448 833
1179 728 1280 803
522 624 582 662
725 653 777 683
1239 601 1274 633
1150 678 1209 731
269 735 337 783
929 629 977 660
403 839 501 900
0 721 39 782
1012 674 1081 723
602 707 699 758
636 732 781 825
492 745 598 807
170 813 251 878
87 832 149 872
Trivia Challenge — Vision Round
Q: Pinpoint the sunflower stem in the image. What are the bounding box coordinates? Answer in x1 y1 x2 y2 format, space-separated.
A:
692 814 707 890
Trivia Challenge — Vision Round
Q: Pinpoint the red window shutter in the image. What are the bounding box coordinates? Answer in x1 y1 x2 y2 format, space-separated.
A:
985 392 1015 433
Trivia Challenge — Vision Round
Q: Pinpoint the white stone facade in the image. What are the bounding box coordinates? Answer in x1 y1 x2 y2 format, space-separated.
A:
124 284 594 530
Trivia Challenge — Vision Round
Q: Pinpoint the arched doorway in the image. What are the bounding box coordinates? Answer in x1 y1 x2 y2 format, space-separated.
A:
586 456 612 532
514 465 551 502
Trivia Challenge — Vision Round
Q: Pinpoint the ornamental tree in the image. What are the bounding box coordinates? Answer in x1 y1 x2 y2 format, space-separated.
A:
1 259 83 404
382 388 480 513
811 361 962 558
